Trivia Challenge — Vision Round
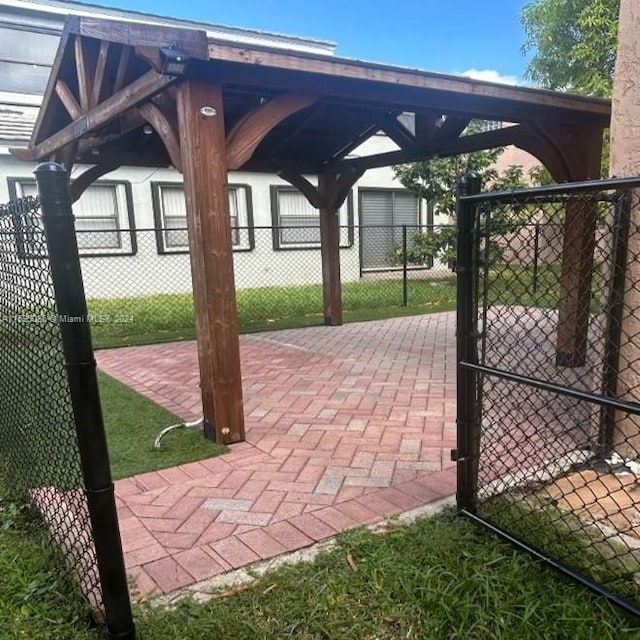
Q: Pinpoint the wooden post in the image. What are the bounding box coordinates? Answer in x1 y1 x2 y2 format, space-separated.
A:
610 0 640 457
555 199 599 366
553 126 603 366
318 173 343 326
176 77 245 444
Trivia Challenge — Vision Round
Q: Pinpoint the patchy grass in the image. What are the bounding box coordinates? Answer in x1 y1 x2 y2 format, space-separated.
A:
132 510 638 639
99 371 226 480
0 492 96 640
479 494 640 604
2 506 637 639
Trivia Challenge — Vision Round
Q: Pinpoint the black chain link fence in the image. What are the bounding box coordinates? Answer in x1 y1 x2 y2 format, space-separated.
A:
75 224 456 349
0 194 104 612
0 166 134 638
456 176 640 616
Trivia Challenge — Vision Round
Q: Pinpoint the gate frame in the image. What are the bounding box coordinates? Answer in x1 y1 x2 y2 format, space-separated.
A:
455 175 640 619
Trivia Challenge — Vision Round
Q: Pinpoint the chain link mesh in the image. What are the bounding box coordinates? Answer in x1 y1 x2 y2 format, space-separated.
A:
0 196 102 613
466 184 640 611
76 224 456 348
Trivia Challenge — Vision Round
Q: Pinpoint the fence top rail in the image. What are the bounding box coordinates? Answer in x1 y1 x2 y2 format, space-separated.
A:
460 176 640 204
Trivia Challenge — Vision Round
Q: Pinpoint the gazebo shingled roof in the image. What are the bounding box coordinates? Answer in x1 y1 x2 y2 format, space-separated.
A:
11 16 611 444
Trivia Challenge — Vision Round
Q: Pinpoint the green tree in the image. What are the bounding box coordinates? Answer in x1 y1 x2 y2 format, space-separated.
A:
521 0 619 97
391 122 530 267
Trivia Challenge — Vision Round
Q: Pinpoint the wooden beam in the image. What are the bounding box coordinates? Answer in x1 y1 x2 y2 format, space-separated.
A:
91 41 110 108
226 93 317 170
137 102 182 172
177 77 245 444
31 21 76 145
322 122 379 164
26 69 180 161
76 17 209 60
324 124 525 173
379 113 416 150
55 80 82 120
70 163 120 202
209 43 610 125
414 112 441 142
432 115 470 141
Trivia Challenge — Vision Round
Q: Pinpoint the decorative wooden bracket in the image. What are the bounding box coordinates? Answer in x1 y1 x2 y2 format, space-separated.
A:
226 93 317 170
137 100 182 172
70 163 121 202
279 168 364 211
280 169 365 328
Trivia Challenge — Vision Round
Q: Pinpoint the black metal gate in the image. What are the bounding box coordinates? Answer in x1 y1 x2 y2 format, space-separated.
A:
456 173 640 617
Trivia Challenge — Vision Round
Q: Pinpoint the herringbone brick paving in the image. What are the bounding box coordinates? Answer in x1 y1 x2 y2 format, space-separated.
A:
96 313 457 597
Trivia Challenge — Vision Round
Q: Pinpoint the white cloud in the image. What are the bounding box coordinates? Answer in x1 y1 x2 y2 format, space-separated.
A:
460 69 521 86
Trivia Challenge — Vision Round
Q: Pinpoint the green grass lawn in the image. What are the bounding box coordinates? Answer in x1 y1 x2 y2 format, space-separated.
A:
0 353 224 487
87 276 458 348
98 371 226 480
0 503 637 640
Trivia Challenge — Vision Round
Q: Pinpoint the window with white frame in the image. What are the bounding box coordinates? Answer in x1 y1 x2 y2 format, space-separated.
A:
152 183 253 253
8 179 134 256
270 186 353 249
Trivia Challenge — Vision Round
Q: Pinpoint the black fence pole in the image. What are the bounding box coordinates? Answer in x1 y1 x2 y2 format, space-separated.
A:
598 191 632 458
455 172 482 512
35 163 136 640
402 225 408 306
532 222 540 295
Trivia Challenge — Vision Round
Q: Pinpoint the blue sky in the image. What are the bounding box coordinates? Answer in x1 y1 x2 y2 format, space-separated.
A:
78 0 532 84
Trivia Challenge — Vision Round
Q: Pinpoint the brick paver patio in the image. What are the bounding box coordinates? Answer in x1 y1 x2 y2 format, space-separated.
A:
96 313 457 597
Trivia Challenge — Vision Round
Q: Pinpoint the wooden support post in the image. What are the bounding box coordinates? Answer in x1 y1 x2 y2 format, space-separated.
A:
555 199 599 366
547 124 603 367
319 173 342 326
317 171 364 326
514 121 604 366
177 77 245 444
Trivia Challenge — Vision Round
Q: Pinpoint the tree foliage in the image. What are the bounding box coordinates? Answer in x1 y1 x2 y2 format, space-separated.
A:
521 0 619 97
392 122 530 267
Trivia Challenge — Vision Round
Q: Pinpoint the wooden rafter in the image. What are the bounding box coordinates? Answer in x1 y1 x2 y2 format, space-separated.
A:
55 81 82 120
432 115 470 141
414 113 441 142
379 113 416 150
113 45 133 94
23 69 181 161
74 35 94 112
91 41 110 108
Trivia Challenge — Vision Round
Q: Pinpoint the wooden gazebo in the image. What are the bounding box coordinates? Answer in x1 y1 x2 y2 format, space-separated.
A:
13 17 611 444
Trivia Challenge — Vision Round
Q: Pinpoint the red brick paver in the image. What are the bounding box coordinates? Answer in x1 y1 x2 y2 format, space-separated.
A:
96 313 457 598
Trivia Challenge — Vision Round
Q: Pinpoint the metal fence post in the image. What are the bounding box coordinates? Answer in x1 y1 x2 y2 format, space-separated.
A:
598 190 632 458
455 171 482 512
402 224 408 306
35 163 136 640
532 222 540 295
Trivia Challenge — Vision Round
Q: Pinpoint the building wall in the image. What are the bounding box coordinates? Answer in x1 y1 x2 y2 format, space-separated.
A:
0 140 419 298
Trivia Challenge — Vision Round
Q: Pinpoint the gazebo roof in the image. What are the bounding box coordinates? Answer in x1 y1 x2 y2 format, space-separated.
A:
13 16 610 180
